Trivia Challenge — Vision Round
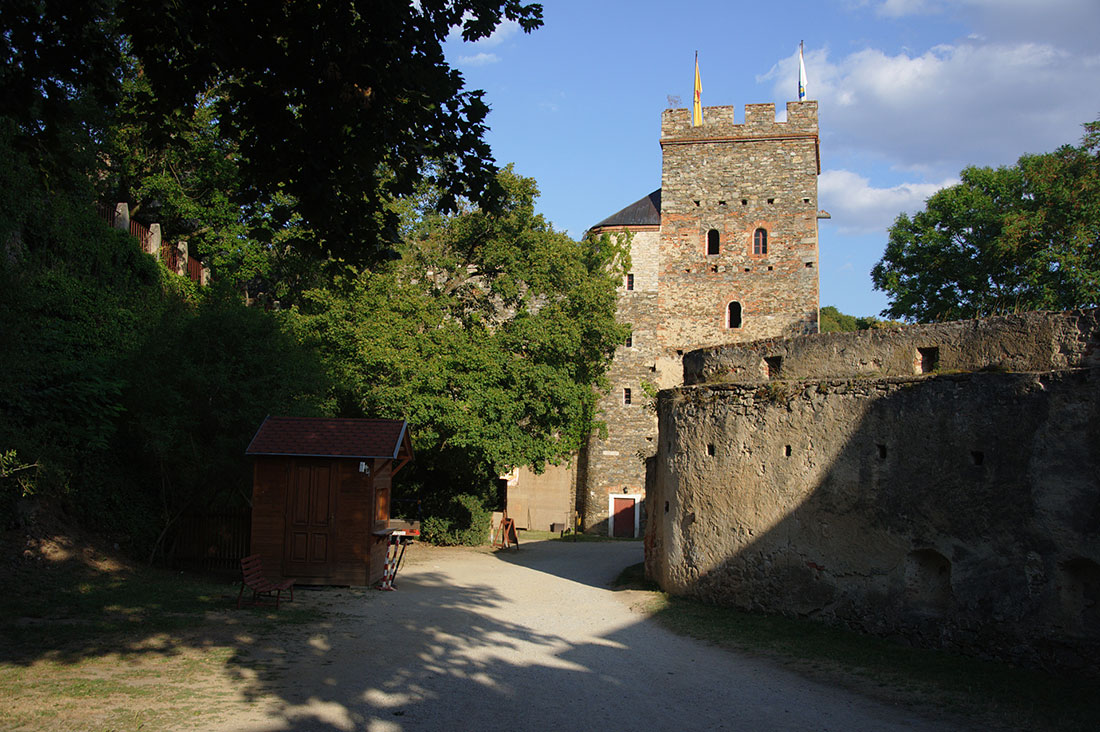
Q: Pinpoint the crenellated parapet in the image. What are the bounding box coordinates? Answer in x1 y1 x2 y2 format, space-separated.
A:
661 101 818 145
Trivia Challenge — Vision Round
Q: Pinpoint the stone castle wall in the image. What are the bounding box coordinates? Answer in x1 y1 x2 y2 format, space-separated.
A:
685 309 1100 384
580 230 662 532
647 310 1100 673
577 102 824 533
658 102 820 349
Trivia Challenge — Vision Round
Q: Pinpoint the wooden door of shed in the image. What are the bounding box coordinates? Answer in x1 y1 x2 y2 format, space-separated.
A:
284 460 337 579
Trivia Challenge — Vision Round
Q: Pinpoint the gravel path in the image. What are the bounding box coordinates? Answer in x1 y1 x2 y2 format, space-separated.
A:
231 540 960 731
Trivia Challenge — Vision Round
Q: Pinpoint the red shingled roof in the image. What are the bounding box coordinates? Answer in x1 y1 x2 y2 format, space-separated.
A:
246 416 412 460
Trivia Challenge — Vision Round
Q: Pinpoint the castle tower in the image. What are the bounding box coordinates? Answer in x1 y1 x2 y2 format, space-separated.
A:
512 101 823 535
658 101 820 350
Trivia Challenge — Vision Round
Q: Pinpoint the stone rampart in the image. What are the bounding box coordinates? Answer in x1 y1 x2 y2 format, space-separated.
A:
648 309 1100 674
684 309 1100 384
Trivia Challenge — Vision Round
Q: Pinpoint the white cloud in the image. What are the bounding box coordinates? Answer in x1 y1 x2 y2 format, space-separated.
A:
873 0 1100 52
473 19 520 48
766 38 1099 178
457 52 500 67
819 169 957 235
446 18 520 48
876 0 937 18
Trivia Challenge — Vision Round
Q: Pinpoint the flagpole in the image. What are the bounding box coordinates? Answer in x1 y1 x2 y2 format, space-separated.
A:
693 51 703 127
798 40 808 102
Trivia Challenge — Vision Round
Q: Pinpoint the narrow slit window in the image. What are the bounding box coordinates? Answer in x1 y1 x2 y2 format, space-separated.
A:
625 333 633 348
623 388 632 405
753 228 768 255
727 301 742 329
707 229 720 255
626 273 634 291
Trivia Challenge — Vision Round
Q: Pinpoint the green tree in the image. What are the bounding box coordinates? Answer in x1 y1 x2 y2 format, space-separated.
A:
872 120 1100 322
819 306 896 333
3 1 545 267
298 168 630 502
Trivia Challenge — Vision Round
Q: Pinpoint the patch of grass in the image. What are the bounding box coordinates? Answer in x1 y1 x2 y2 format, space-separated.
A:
610 561 658 590
617 564 1099 732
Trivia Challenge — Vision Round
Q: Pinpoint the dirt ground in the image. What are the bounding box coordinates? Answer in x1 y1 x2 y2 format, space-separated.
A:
5 539 969 731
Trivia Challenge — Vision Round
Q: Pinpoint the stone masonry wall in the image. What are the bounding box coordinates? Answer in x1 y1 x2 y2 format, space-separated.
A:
647 310 1100 674
658 102 819 350
685 309 1100 385
581 229 663 533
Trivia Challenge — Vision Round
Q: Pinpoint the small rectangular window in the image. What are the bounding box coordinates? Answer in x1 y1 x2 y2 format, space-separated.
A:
626 273 634 290
623 388 632 405
917 347 939 374
625 334 633 348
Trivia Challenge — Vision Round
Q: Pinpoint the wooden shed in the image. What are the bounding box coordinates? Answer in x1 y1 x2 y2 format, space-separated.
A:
245 416 413 586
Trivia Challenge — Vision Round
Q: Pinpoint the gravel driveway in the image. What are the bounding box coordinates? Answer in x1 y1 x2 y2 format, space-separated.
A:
231 539 960 731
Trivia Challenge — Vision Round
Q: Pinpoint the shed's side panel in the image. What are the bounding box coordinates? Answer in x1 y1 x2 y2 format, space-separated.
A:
251 458 289 576
332 460 370 586
368 459 393 585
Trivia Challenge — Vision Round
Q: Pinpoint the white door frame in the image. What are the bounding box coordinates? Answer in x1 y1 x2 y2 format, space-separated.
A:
608 493 643 538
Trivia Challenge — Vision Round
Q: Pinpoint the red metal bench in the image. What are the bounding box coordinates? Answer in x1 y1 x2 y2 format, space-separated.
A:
237 554 295 609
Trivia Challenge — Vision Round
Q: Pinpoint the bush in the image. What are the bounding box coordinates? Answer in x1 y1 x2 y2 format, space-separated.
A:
420 493 491 546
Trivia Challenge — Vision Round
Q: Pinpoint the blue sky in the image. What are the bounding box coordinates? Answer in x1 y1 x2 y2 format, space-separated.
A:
444 0 1099 317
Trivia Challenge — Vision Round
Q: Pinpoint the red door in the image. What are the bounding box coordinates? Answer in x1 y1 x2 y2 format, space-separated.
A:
612 497 635 538
284 460 336 578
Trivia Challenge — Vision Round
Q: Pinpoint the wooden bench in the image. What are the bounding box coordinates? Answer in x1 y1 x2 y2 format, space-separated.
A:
237 554 295 609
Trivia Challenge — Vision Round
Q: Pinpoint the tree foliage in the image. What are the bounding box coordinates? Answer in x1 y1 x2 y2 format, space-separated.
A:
819 306 899 333
298 169 630 500
0 119 329 553
2 0 544 267
872 121 1100 322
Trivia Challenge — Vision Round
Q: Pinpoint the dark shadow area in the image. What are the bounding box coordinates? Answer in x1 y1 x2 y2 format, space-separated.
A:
2 539 952 731
652 369 1100 677
488 538 643 590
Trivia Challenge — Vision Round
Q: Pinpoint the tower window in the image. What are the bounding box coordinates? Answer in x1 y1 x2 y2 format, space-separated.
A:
625 333 633 348
623 388 632 405
626 273 634 290
753 228 768 255
707 229 720 255
727 301 742 329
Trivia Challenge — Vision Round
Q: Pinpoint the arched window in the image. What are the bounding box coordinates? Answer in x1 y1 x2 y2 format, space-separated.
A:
727 301 742 329
753 228 768 255
707 229 720 255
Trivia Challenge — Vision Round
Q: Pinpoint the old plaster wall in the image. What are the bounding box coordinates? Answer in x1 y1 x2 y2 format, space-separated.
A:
685 309 1100 385
647 310 1100 673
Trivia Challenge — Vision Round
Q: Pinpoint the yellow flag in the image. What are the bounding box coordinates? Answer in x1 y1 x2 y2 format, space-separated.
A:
693 53 703 126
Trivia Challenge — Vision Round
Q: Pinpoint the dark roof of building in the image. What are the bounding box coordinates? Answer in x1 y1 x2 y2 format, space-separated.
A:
590 189 661 230
246 416 412 460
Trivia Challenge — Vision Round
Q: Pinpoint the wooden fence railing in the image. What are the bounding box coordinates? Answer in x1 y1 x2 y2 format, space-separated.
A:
171 510 251 571
99 202 206 285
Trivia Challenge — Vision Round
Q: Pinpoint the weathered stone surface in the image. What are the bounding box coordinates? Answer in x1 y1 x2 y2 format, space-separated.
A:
575 102 821 534
648 311 1100 674
684 309 1100 385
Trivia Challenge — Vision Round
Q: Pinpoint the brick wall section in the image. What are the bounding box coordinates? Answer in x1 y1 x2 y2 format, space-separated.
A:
658 102 819 350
